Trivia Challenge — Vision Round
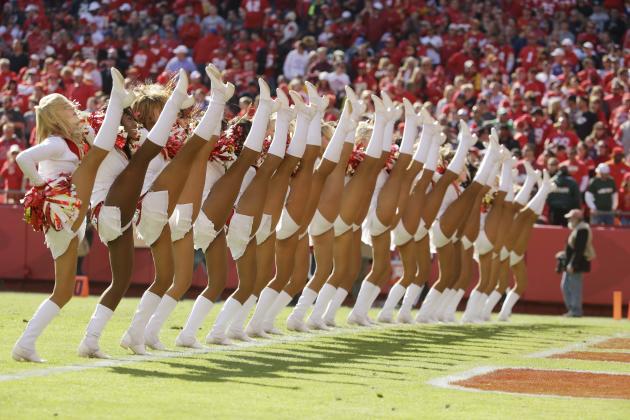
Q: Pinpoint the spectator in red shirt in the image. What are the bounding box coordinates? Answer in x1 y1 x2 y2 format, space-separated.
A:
0 121 21 159
518 34 539 70
241 0 269 31
545 116 580 150
67 69 98 109
606 147 630 189
561 147 590 192
0 144 23 203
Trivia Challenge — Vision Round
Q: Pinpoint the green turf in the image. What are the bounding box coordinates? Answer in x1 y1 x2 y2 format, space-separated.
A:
1 292 629 419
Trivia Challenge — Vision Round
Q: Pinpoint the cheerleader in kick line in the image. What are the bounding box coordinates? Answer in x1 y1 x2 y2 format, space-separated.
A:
460 142 515 323
307 93 397 330
234 91 314 339
132 66 236 350
116 69 232 354
282 88 365 332
496 170 552 321
175 78 273 348
377 109 444 324
465 149 516 323
206 89 294 345
346 99 422 325
12 68 134 362
246 87 331 338
251 86 347 335
416 128 503 324
480 162 542 321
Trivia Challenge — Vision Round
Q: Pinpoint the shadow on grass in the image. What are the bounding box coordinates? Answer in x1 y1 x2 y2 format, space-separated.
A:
108 322 594 387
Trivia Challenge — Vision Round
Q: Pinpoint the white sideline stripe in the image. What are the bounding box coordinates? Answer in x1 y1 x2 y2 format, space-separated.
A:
0 322 411 383
527 333 630 358
427 365 630 401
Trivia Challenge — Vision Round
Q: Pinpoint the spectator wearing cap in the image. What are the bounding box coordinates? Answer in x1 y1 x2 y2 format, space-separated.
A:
547 157 581 226
606 147 630 189
165 45 196 74
283 40 309 81
560 209 595 318
586 163 618 226
0 143 23 203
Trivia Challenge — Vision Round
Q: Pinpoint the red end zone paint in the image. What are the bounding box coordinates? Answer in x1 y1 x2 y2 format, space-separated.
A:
452 368 630 400
550 351 630 363
591 338 630 350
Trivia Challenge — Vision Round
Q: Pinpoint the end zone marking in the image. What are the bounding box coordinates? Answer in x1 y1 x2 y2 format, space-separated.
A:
428 366 630 400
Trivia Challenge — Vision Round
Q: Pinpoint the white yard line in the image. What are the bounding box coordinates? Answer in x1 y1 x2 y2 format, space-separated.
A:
0 322 410 383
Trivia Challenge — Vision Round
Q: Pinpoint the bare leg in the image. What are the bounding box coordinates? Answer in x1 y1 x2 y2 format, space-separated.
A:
253 233 276 297
282 235 311 295
304 230 334 292
201 230 228 302
99 228 134 309
168 141 214 300
146 226 175 296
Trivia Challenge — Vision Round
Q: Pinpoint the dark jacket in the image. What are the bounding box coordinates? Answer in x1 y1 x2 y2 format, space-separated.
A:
565 222 593 273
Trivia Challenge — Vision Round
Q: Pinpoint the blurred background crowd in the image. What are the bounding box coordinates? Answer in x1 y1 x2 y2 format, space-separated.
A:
0 0 628 226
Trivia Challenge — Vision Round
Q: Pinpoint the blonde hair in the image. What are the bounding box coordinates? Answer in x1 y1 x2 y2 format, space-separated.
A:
355 120 373 146
321 122 334 141
130 83 169 130
35 93 81 144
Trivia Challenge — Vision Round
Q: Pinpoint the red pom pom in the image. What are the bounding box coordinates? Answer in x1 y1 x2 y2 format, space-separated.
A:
346 144 366 176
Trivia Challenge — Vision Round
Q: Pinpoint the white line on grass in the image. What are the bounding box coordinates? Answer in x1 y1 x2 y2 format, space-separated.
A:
0 322 414 383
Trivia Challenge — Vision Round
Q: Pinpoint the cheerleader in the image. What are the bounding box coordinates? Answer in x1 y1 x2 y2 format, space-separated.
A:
284 88 365 331
347 99 420 325
118 68 233 354
76 105 142 358
496 169 550 321
461 143 513 323
207 88 294 345
378 110 444 323
246 88 330 337
436 177 493 323
141 66 235 349
225 91 309 340
478 163 537 321
307 94 396 329
176 79 274 348
12 69 133 362
416 126 502 323
248 84 331 335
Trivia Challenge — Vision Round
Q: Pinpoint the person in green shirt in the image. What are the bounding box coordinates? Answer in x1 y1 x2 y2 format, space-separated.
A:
586 163 618 225
546 157 581 226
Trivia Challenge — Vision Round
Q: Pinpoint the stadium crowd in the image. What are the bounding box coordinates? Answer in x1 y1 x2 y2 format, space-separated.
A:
0 0 628 225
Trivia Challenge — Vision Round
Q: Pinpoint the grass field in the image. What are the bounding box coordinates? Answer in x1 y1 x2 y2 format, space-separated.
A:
1 292 629 419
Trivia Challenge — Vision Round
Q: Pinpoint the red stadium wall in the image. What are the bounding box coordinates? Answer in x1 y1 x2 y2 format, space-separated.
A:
1 204 629 306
